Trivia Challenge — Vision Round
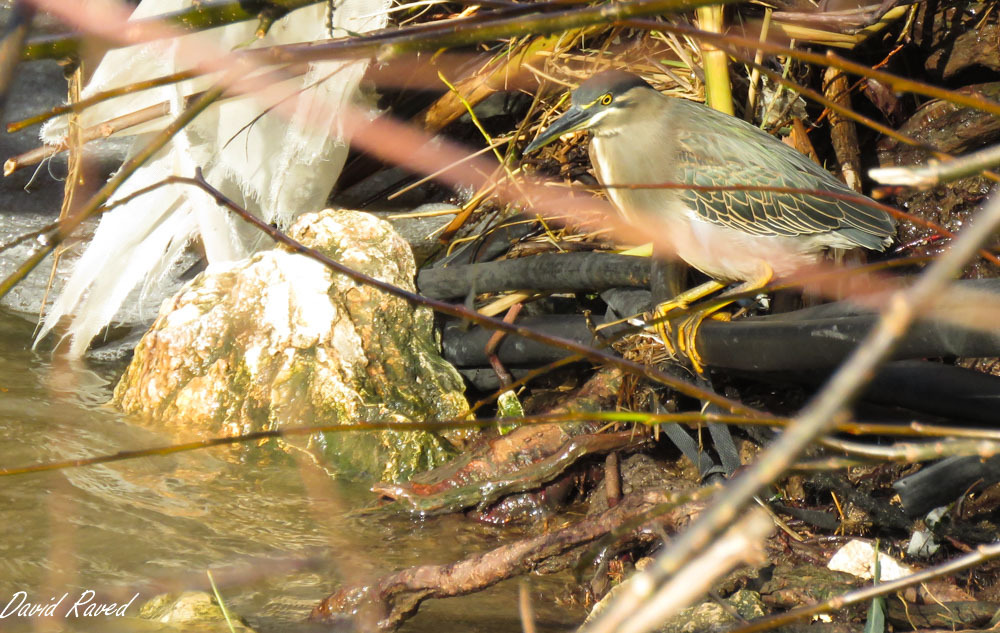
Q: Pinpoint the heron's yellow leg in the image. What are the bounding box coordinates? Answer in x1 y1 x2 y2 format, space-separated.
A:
678 267 773 374
651 279 726 357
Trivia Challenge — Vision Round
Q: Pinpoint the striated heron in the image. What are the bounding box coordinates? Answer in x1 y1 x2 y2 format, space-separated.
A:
523 71 895 372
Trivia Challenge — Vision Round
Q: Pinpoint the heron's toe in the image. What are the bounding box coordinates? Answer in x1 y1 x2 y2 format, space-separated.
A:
651 300 688 358
677 313 708 374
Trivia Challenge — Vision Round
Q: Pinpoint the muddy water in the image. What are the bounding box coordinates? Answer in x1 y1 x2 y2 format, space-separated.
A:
0 42 584 633
0 309 586 632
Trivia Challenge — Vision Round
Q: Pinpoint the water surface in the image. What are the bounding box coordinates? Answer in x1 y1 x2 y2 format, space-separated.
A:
0 308 586 632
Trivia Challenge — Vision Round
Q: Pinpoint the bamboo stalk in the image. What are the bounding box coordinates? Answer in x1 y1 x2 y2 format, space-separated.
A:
695 5 733 115
21 0 324 61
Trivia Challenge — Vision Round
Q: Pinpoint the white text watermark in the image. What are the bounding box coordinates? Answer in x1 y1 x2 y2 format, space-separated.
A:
1 591 139 618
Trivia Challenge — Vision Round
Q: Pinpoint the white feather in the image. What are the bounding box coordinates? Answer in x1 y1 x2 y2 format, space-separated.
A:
37 0 391 357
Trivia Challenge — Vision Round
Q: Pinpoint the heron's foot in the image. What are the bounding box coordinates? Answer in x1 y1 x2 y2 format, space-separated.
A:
676 312 730 374
652 301 727 372
651 279 731 371
651 299 688 359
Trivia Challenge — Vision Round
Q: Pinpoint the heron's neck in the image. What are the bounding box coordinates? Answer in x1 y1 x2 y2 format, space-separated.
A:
591 125 624 138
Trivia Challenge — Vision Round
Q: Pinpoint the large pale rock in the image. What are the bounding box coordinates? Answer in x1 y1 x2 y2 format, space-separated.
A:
114 209 470 481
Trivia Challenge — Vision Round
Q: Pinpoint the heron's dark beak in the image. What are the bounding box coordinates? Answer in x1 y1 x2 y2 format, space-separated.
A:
523 105 592 155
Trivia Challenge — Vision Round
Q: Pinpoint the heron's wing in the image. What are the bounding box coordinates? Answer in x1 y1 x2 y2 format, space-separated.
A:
669 99 894 250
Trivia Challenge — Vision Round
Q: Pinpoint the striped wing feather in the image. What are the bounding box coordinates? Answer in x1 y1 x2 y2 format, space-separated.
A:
669 98 894 249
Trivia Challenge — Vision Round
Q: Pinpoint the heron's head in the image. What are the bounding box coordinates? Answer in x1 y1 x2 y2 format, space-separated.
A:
523 71 655 154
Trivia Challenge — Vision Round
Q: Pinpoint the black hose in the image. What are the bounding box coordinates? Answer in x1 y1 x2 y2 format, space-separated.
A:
697 280 1000 370
754 360 1000 426
442 315 603 367
418 252 650 299
440 279 1000 370
894 455 1000 516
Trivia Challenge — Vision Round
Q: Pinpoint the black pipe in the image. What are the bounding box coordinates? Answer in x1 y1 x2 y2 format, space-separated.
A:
441 281 1000 370
418 252 650 299
697 280 1000 371
755 360 1000 426
894 455 1000 516
442 315 603 367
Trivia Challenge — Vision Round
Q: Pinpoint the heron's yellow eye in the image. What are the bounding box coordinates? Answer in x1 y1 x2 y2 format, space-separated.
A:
600 93 613 106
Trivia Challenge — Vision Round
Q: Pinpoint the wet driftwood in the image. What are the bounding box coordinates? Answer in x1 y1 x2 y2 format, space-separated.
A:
373 368 637 515
311 486 703 631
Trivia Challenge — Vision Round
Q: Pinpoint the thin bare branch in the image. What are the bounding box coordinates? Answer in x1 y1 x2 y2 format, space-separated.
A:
871 143 1000 188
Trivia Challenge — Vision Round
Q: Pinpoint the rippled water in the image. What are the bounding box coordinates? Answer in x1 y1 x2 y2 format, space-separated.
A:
0 308 586 632
0 45 584 632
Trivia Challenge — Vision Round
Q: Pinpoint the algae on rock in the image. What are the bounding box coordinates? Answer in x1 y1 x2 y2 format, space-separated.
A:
114 209 471 481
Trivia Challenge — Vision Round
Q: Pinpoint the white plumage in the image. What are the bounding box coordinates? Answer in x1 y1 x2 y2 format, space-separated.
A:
36 0 389 357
